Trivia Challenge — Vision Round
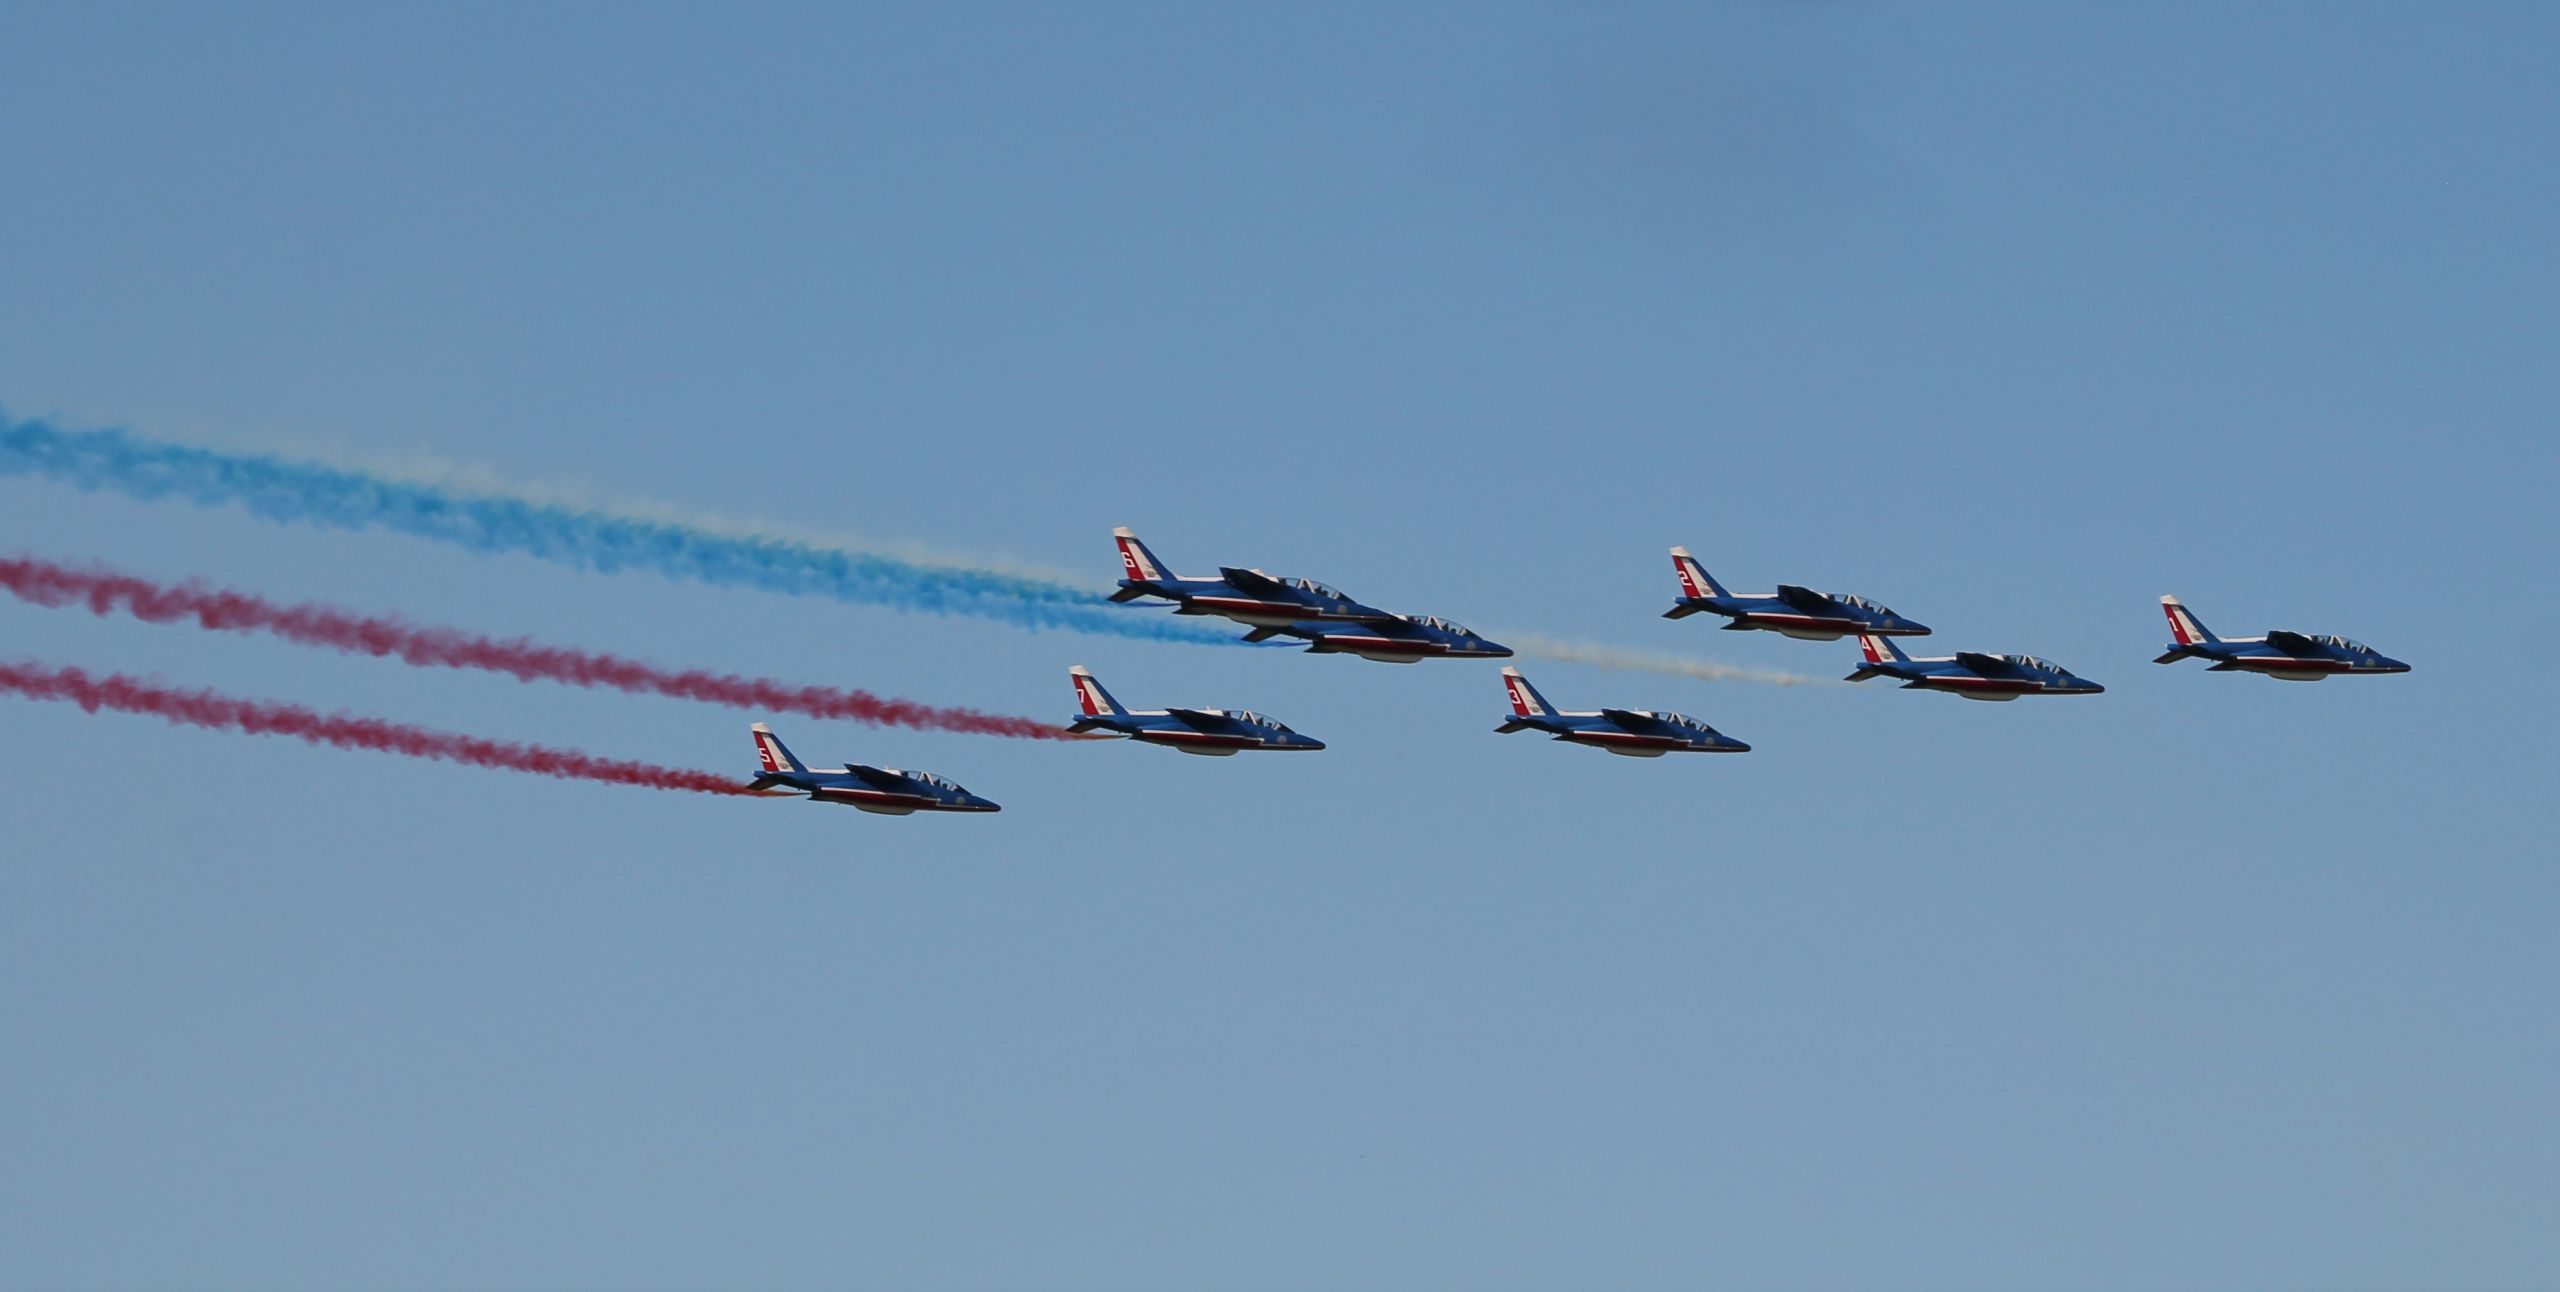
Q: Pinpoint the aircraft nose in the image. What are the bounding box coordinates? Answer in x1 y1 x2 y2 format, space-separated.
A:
1296 735 1328 751
2380 658 2413 673
1481 643 1515 658
2077 680 2107 694
969 795 1002 812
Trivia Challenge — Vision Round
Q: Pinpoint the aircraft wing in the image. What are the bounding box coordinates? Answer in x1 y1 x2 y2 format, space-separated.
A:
1296 618 1410 643
1599 707 1671 733
1773 584 1835 612
846 764 913 790
1955 651 2013 674
1166 708 1243 731
2266 629 2321 654
1217 566 1289 595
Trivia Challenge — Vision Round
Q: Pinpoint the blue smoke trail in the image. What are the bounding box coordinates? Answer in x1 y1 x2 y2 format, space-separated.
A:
0 411 1250 646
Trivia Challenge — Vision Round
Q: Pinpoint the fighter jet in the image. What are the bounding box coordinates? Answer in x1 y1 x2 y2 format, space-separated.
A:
1663 547 1930 639
1109 527 1397 628
1065 666 1325 754
746 723 1000 814
1846 634 2104 700
1261 613 1513 662
2153 596 2410 680
1493 666 1751 756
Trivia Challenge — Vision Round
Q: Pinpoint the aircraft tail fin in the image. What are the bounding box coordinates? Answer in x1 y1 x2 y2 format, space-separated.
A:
1113 527 1173 583
1501 666 1557 718
751 722 811 776
2160 595 2219 647
1068 665 1129 717
1845 633 1916 680
1669 546 1729 602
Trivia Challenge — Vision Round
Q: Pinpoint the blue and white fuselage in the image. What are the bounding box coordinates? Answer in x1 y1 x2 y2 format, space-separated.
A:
1493 666 1750 756
1267 613 1512 663
2153 596 2410 680
747 723 1000 814
1065 666 1325 755
1110 527 1398 629
1663 547 1930 640
1846 634 2103 700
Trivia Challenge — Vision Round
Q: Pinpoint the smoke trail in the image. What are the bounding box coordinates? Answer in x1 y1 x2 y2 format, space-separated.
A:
1496 630 1836 687
0 411 1244 646
0 660 756 797
0 412 1812 685
1 554 1077 739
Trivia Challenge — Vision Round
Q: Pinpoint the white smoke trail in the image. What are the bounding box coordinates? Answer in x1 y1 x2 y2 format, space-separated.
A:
1494 630 1838 687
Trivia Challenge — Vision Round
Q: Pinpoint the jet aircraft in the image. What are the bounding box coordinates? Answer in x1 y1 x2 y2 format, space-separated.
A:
1493 666 1751 756
1260 614 1513 662
1065 666 1326 754
747 723 1001 813
1110 527 1397 628
2153 596 2410 680
1846 634 2104 699
1663 547 1930 639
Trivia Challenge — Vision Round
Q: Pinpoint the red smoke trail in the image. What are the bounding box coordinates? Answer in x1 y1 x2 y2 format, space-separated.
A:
0 555 1073 739
0 660 757 797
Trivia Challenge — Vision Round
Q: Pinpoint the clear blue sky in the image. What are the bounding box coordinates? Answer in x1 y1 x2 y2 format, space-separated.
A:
2 5 2553 1288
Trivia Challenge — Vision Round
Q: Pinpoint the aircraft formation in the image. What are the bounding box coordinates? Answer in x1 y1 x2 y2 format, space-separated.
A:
750 533 2411 811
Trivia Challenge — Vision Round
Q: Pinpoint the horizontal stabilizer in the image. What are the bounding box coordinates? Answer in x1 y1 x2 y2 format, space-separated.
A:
1108 586 1150 602
1240 626 1284 643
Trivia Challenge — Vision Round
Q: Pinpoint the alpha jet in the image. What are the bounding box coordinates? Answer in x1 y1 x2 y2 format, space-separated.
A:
1109 527 1398 629
2153 596 2410 680
1261 613 1513 663
1065 666 1325 754
1846 634 2103 700
747 723 1000 814
1663 547 1930 640
1493 666 1751 756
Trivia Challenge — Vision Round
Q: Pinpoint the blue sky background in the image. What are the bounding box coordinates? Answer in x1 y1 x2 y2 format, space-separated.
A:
2 5 2553 1288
